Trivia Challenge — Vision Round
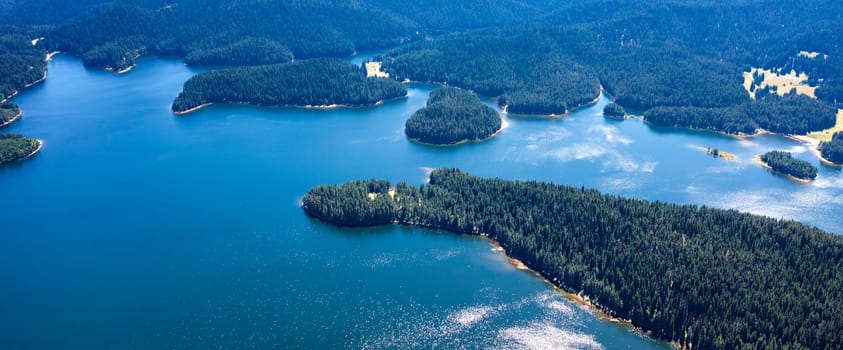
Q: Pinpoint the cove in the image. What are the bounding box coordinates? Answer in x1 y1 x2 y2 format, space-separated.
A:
0 55 841 349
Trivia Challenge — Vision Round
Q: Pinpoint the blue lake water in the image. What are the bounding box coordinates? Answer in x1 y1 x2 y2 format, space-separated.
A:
1 55 841 349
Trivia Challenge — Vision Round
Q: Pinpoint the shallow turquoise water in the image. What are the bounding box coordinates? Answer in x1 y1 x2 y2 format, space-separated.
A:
1 55 841 349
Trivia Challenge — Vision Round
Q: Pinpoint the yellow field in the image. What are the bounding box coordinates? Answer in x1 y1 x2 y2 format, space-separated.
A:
806 109 843 142
365 62 389 78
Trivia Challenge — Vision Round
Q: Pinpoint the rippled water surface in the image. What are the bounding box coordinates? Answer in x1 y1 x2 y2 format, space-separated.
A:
1 55 841 349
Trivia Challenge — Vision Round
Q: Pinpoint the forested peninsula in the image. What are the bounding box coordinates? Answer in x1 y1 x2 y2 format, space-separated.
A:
0 133 41 165
758 151 818 182
303 169 843 350
171 58 407 114
405 87 502 145
0 102 22 127
820 133 843 166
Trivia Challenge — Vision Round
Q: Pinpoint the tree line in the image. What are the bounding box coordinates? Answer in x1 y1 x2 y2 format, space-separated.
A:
820 133 843 165
303 168 843 350
404 86 501 144
172 58 407 113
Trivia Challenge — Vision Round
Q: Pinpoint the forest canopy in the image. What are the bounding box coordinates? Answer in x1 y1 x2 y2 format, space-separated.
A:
404 86 501 145
759 151 818 181
171 58 407 113
303 168 843 350
0 133 40 164
820 133 843 165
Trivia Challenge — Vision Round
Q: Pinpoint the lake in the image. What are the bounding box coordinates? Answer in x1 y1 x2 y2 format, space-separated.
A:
1 55 841 349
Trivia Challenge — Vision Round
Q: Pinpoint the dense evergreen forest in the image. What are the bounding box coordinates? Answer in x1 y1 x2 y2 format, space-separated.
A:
602 103 625 118
381 30 601 115
303 168 843 350
643 94 837 135
0 26 47 101
759 151 818 181
405 86 501 144
820 133 843 165
172 58 407 113
0 133 39 164
0 102 21 125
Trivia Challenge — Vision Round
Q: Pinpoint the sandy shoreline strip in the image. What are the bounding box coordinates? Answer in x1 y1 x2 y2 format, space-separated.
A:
753 155 814 184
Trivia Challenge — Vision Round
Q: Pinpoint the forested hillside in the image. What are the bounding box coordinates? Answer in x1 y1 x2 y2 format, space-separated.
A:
303 169 843 350
172 58 407 113
0 26 47 101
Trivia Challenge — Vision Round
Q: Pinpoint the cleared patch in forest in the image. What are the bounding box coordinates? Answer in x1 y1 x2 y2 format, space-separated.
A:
742 67 816 100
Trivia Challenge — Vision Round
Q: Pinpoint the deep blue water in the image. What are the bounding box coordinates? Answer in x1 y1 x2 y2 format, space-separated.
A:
1 55 841 349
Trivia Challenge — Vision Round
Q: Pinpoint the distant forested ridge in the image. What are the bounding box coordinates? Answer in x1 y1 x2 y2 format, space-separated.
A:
2 0 843 133
303 168 843 350
405 86 501 144
0 102 22 126
759 151 818 181
172 58 407 113
0 133 40 164
820 133 843 165
3 0 569 70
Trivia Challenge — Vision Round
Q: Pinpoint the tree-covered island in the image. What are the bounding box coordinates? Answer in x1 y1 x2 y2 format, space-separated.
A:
758 150 818 182
303 168 843 350
0 133 41 165
819 132 843 166
171 58 407 114
405 86 502 145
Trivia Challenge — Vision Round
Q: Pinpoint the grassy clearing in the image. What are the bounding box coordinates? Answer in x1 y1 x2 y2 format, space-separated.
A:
743 67 817 99
806 109 843 142
365 61 389 78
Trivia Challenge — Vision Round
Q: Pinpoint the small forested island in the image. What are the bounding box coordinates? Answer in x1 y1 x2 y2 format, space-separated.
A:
0 102 22 127
602 103 625 118
303 168 843 349
758 150 818 182
819 132 843 166
0 133 41 165
405 86 502 145
171 58 407 114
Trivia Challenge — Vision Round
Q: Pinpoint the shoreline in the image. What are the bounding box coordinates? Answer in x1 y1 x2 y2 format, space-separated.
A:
173 95 405 116
753 155 814 184
500 91 602 119
818 153 842 168
0 110 22 128
116 64 136 75
485 239 635 327
408 117 510 146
